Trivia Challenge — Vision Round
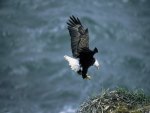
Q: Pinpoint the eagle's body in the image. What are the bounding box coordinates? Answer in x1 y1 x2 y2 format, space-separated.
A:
64 16 99 79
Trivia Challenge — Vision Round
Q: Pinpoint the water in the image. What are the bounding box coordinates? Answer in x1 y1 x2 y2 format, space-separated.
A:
0 0 150 113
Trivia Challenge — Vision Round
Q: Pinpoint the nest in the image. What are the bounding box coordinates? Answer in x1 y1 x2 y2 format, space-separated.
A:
77 88 150 113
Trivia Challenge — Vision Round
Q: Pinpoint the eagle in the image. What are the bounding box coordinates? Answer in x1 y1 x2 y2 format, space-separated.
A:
64 16 100 79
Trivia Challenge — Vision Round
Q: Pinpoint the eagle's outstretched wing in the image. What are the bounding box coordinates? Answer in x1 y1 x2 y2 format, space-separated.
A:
67 16 89 58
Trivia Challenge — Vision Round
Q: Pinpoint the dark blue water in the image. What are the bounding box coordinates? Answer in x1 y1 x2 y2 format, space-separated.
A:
0 0 150 113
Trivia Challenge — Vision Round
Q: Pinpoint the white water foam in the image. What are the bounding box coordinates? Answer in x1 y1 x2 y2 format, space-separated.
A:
59 105 76 113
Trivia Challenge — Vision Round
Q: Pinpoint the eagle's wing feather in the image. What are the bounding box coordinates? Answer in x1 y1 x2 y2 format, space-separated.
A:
67 16 89 58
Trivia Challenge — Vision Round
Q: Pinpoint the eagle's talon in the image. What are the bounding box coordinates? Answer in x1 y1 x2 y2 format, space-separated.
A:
84 75 91 80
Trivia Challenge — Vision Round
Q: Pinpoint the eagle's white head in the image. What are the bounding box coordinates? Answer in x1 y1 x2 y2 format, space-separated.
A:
93 59 100 69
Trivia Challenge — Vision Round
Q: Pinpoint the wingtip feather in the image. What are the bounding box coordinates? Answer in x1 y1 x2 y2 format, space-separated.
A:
67 15 81 26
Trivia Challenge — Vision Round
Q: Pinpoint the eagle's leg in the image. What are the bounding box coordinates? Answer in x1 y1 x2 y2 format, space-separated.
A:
77 69 82 75
82 67 91 79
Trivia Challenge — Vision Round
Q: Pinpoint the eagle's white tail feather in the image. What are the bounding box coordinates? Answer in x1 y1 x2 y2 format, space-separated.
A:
64 55 80 72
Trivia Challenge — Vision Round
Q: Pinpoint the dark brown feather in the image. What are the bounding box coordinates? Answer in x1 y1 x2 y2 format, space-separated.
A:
67 16 89 58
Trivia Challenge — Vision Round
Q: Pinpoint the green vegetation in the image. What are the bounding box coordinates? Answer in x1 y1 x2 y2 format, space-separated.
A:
77 88 150 113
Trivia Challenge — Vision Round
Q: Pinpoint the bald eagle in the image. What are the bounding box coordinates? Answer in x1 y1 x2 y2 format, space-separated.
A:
64 16 100 79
